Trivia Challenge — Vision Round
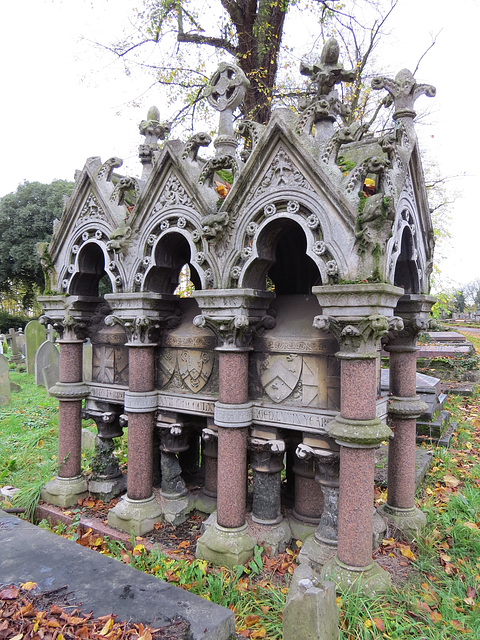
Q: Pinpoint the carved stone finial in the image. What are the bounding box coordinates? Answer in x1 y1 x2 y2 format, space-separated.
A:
204 62 250 170
138 105 171 177
300 38 356 98
371 69 436 121
298 38 355 140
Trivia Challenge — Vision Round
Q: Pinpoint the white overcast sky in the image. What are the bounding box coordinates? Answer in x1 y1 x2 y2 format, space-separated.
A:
1 0 478 291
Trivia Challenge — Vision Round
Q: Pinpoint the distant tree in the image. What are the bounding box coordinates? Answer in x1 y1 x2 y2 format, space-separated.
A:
0 180 74 309
462 279 480 309
453 290 466 314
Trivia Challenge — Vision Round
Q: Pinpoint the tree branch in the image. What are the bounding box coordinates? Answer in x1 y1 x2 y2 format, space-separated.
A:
176 32 238 55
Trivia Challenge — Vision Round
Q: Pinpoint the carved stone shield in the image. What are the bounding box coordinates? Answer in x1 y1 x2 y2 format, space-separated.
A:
157 348 176 389
178 349 213 393
258 354 302 403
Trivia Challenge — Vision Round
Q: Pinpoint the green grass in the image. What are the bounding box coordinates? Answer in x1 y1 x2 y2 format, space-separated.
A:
0 370 95 518
4 371 480 637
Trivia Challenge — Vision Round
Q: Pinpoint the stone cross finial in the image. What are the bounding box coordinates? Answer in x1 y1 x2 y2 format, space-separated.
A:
138 106 171 178
371 69 436 121
300 38 356 99
205 62 250 157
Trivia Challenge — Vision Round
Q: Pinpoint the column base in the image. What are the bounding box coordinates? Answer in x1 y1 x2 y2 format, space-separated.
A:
377 504 427 539
88 475 127 502
41 475 88 508
288 514 318 542
108 495 162 536
196 513 256 568
321 556 391 595
160 492 193 526
298 535 337 571
192 492 217 515
247 514 292 556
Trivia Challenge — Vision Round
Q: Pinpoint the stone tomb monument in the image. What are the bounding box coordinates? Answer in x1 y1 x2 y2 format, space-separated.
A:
39 39 436 594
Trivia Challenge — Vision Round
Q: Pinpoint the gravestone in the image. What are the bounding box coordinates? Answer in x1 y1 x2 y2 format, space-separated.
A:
35 341 60 387
8 329 23 364
43 361 60 396
17 329 26 356
25 320 47 374
0 354 11 405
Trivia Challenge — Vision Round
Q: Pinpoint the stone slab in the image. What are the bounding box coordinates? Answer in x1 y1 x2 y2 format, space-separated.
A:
0 510 234 640
417 345 472 358
374 445 434 489
426 331 468 343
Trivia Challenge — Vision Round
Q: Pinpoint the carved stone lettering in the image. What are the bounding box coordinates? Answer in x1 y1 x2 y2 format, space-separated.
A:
252 406 334 432
158 394 215 416
88 384 126 402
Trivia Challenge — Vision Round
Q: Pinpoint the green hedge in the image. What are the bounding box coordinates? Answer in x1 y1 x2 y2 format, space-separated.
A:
0 311 31 333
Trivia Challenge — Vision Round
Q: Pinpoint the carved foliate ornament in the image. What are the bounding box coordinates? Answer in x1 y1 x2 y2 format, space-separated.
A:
313 314 403 354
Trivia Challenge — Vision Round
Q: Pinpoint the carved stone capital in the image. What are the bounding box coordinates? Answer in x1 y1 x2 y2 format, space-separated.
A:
249 437 285 473
314 314 403 355
38 295 102 341
104 292 178 345
296 444 340 487
193 289 275 349
386 294 436 349
123 390 158 413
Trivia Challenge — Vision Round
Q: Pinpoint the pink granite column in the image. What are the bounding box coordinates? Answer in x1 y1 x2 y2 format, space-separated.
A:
126 345 155 501
336 356 377 568
57 340 84 478
216 350 249 529
292 456 323 524
386 347 417 509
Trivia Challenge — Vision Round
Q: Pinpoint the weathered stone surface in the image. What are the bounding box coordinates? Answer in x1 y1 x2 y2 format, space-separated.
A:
0 354 11 405
25 320 46 375
35 340 59 386
284 564 339 640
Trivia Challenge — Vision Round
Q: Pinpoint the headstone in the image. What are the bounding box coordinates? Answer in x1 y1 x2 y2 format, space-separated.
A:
43 360 60 396
17 329 26 356
0 354 11 405
25 320 47 375
35 340 59 386
83 340 93 382
8 329 23 364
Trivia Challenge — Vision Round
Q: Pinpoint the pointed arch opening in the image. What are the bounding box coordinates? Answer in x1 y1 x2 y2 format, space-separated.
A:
394 227 419 294
144 232 201 295
243 218 321 294
69 243 112 296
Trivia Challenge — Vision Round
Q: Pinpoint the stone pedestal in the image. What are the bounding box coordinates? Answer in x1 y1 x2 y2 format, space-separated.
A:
289 453 323 542
158 422 193 525
297 444 340 570
193 426 218 514
87 410 126 501
313 283 403 594
248 436 291 554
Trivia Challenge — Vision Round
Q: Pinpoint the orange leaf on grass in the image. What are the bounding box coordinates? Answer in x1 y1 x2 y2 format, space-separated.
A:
244 615 260 627
443 474 460 488
372 618 385 632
